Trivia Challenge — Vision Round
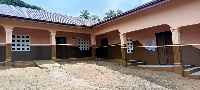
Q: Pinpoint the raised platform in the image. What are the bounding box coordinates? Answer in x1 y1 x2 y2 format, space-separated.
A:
132 65 175 72
33 60 61 68
57 57 93 62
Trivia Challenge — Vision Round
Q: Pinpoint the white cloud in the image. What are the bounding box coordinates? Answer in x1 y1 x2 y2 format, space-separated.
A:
141 0 153 4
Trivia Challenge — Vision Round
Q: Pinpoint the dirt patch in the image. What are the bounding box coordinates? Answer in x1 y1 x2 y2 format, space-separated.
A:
0 61 199 90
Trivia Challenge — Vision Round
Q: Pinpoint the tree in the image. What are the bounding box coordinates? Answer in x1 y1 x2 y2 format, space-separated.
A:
103 10 116 20
0 0 43 10
116 9 123 15
79 10 90 19
90 15 101 21
103 9 123 20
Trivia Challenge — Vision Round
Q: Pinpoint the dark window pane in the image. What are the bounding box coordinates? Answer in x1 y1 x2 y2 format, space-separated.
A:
17 48 20 50
127 39 129 41
12 35 15 38
22 48 25 50
27 45 29 46
26 36 29 38
12 44 15 46
22 44 25 46
22 36 25 38
12 48 15 50
26 40 29 42
12 40 15 42
27 48 29 50
17 36 20 38
22 40 25 42
17 40 20 42
17 44 20 46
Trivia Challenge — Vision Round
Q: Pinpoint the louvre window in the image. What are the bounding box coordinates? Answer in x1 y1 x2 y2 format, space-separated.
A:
12 35 30 51
126 38 133 53
78 39 89 51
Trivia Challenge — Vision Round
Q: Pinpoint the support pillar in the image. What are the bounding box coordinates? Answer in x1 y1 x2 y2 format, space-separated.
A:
5 27 13 62
119 33 127 66
49 31 57 60
171 27 183 76
90 35 97 60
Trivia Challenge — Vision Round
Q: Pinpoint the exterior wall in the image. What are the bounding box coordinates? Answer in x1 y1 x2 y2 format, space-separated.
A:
180 24 200 66
56 31 91 45
93 0 200 35
13 27 50 44
12 46 51 61
96 30 121 59
12 28 51 61
126 25 170 65
0 18 93 35
96 30 120 46
56 31 92 58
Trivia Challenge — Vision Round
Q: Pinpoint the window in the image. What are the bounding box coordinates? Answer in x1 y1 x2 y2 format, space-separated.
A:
145 40 155 51
126 38 133 53
78 39 89 51
12 35 30 51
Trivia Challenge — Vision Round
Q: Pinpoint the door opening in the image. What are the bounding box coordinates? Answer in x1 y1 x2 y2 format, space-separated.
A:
156 31 174 65
96 38 108 58
56 37 67 59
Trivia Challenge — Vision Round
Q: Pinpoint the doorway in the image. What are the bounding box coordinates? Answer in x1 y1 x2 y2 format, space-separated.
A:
156 31 174 64
96 38 108 58
56 37 67 59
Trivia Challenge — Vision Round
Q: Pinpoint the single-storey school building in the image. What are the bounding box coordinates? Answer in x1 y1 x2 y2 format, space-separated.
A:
1 0 200 78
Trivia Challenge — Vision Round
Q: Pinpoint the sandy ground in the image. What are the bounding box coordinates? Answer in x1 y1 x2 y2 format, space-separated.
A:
0 61 200 90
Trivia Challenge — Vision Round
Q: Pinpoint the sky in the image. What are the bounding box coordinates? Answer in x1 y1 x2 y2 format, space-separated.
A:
21 0 152 19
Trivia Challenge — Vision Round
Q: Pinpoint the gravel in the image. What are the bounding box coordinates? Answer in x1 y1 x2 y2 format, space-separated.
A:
0 61 200 90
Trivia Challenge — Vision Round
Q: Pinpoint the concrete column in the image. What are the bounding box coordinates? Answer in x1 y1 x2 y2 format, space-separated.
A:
90 35 97 60
119 33 127 66
49 31 57 60
171 27 183 76
5 27 13 62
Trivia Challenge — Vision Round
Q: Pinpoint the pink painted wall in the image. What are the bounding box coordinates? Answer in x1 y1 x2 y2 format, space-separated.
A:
126 25 171 46
13 27 50 45
93 0 200 35
96 30 120 46
0 26 6 44
56 31 91 45
180 24 200 49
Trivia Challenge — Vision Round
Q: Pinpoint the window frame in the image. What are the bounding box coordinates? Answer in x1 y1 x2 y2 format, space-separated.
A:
78 38 89 51
12 35 30 51
126 38 133 53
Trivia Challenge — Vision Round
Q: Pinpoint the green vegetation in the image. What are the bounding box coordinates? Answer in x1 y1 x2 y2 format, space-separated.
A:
79 9 123 21
0 0 43 10
103 9 123 20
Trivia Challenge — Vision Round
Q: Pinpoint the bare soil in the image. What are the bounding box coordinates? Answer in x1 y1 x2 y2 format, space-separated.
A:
0 61 199 90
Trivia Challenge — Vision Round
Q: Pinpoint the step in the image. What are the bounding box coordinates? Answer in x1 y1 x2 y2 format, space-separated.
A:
191 71 200 75
13 61 36 68
184 67 200 71
184 65 195 69
183 67 200 78
130 62 146 66
33 60 61 68
128 60 141 63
